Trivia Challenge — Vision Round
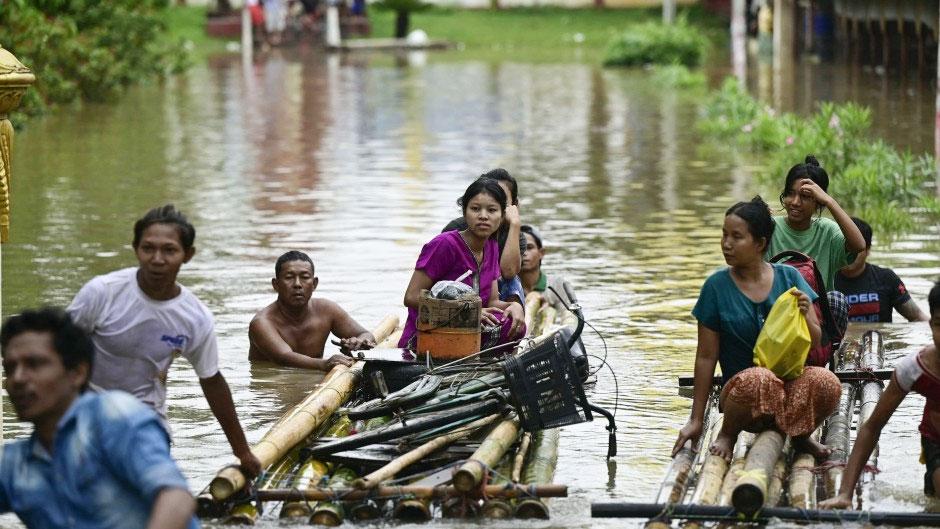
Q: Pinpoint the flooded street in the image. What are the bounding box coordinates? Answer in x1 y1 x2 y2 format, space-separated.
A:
3 47 940 527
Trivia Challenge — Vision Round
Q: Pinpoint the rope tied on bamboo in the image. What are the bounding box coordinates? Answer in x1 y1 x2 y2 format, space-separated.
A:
733 469 768 490
809 460 880 475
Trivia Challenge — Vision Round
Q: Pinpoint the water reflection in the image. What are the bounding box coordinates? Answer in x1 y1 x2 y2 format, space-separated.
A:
2 49 940 528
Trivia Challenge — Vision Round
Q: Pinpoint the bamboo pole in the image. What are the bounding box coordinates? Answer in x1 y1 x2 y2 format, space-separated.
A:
655 440 695 505
857 330 885 508
524 292 543 333
717 432 754 506
225 449 300 524
515 428 560 520
787 428 820 509
765 450 788 507
732 430 785 515
392 497 432 521
280 458 330 519
684 416 727 529
256 484 568 501
309 466 358 526
511 432 533 483
821 347 859 501
281 417 351 518
210 316 398 500
354 413 501 489
537 306 558 337
453 415 521 493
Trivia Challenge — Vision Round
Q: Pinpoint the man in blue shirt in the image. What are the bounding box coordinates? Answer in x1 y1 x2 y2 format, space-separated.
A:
0 308 198 529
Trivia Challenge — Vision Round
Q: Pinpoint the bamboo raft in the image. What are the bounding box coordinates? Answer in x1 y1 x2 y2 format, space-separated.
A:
200 290 602 525
608 325 891 525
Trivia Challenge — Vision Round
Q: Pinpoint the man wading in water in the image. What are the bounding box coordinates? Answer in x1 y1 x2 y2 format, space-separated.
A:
68 204 261 477
248 251 376 370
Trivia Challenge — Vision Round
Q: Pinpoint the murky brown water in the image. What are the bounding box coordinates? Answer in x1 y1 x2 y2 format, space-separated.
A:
2 47 940 527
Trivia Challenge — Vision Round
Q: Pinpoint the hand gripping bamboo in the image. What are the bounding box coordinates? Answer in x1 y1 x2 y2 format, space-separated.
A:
209 315 399 501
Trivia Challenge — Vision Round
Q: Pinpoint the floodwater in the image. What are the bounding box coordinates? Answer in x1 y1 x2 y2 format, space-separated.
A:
2 46 940 527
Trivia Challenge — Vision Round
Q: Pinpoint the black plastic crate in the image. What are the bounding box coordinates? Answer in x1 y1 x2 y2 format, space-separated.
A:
502 331 592 431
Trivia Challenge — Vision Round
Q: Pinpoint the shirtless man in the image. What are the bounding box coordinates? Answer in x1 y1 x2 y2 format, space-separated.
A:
249 251 376 369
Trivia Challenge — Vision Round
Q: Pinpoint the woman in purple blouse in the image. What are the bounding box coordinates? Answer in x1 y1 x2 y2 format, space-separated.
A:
399 178 526 350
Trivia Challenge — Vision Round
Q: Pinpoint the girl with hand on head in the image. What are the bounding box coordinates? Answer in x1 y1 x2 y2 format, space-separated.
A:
672 197 841 462
399 178 526 351
767 155 866 293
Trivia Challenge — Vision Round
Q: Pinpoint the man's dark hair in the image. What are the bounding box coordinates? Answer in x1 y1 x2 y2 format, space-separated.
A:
481 168 518 205
930 281 940 316
275 251 315 278
133 204 196 250
851 217 873 249
1 308 94 389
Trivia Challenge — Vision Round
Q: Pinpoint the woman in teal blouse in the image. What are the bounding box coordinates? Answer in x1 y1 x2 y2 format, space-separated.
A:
672 197 841 462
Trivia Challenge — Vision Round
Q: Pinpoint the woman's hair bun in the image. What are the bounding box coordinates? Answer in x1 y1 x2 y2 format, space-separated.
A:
749 195 770 212
805 154 820 166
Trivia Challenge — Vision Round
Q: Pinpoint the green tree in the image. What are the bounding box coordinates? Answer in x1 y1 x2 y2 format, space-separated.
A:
1 0 186 119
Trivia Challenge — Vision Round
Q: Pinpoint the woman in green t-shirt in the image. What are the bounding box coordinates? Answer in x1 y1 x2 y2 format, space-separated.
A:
673 197 842 462
766 155 866 289
765 155 866 345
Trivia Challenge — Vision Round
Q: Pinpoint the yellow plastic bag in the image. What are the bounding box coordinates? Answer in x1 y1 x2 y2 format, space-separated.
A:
753 287 810 380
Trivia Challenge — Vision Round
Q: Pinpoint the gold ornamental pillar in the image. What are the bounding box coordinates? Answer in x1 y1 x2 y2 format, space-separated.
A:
0 45 36 443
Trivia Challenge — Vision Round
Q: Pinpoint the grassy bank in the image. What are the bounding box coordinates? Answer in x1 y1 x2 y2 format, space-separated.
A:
699 79 940 235
366 6 723 62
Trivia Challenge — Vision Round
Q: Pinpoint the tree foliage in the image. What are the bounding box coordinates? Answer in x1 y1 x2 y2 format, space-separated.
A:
0 0 187 118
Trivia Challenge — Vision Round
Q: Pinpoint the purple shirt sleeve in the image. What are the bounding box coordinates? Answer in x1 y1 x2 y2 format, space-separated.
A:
416 232 458 281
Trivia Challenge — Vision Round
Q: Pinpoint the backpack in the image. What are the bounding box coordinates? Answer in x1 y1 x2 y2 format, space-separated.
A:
769 250 842 368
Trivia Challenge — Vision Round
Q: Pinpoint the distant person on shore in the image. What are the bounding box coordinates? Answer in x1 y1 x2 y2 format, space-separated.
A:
401 177 526 351
834 217 929 323
673 197 840 462
0 308 198 529
67 204 261 478
248 251 375 369
519 224 574 313
820 282 940 508
442 168 526 306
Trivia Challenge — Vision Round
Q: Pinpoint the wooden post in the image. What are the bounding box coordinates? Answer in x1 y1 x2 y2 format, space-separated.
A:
241 6 252 64
663 0 676 25
732 0 748 86
325 3 341 48
0 46 36 445
773 0 797 110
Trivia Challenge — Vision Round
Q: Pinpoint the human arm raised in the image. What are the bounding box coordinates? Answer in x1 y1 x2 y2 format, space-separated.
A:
798 178 865 253
146 488 195 529
498 205 522 279
818 375 907 509
672 323 720 457
249 317 352 369
200 372 262 478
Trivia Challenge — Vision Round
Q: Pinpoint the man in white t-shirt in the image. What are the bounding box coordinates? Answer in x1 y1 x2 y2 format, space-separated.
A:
68 204 261 477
